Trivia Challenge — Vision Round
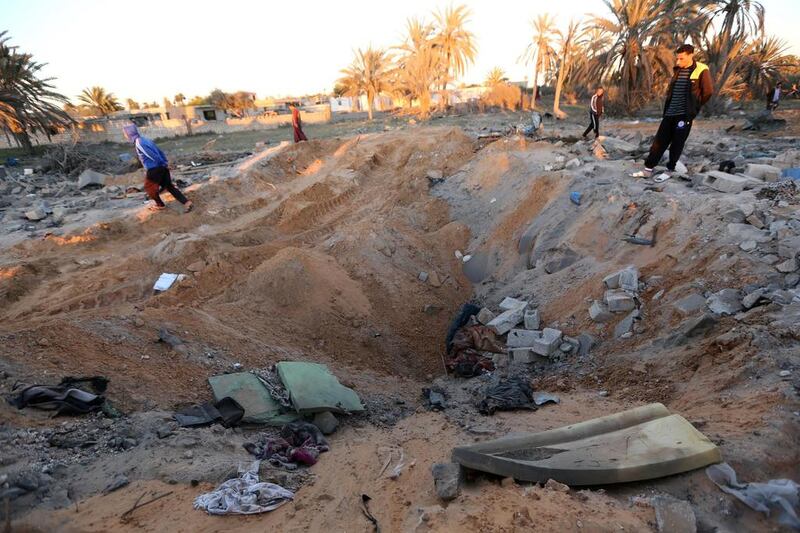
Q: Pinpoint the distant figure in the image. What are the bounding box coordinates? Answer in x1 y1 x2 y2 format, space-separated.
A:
766 81 782 111
787 83 799 99
123 124 193 213
290 104 307 143
631 44 713 179
582 86 604 139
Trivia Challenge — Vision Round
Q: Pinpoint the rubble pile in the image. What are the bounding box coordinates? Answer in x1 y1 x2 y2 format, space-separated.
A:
589 266 643 339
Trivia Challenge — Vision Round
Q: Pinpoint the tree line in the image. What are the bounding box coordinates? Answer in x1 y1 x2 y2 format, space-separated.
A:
2 1 799 150
336 1 797 118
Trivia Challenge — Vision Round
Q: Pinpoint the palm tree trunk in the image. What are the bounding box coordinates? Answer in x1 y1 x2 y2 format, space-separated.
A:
367 92 374 121
531 60 540 111
14 129 33 154
553 58 568 118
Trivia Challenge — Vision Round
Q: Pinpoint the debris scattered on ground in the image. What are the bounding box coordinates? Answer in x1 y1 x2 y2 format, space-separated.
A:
153 273 185 292
243 422 330 470
276 362 364 414
193 461 293 515
208 372 297 425
651 495 697 533
706 462 800 529
173 397 244 428
9 376 108 416
454 403 720 484
478 377 539 415
431 462 461 501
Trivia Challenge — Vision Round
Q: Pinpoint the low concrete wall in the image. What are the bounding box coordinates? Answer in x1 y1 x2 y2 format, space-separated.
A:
0 109 333 148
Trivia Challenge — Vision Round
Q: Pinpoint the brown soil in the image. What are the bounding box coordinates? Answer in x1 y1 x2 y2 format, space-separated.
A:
3 115 800 532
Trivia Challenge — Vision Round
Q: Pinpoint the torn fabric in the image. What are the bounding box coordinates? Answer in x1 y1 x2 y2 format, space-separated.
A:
193 461 293 515
243 422 329 470
706 462 800 529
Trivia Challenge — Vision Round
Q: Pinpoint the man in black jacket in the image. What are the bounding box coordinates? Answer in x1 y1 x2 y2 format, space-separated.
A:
631 44 713 179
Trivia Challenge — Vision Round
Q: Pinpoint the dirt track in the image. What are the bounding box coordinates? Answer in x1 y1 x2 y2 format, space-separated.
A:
2 113 800 531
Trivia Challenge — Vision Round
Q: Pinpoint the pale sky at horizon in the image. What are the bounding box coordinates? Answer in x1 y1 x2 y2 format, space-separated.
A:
2 0 798 104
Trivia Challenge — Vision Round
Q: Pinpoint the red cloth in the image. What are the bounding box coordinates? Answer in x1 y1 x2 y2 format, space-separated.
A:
291 107 307 143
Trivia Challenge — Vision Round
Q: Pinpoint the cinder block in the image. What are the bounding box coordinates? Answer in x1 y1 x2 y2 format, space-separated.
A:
702 171 749 193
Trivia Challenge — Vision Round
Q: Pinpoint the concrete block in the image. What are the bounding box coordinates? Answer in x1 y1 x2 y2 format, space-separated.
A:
431 463 461 501
778 235 800 259
507 329 541 348
742 288 766 309
776 256 799 273
524 309 540 330
614 310 639 338
672 293 707 315
510 348 536 363
743 163 781 182
487 307 525 335
589 300 614 322
531 328 562 357
499 297 528 311
706 289 743 316
492 352 510 368
312 412 339 435
598 136 637 153
476 308 495 325
702 171 749 193
737 203 755 217
577 333 598 356
727 223 772 243
24 208 47 221
565 157 581 169
603 266 638 291
745 213 765 229
739 240 757 252
77 169 107 189
604 289 636 312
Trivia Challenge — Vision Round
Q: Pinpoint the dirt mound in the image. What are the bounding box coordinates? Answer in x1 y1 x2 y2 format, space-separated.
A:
231 246 371 318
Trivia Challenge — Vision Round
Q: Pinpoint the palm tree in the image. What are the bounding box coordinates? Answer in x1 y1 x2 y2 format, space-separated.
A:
702 0 764 42
78 86 122 116
569 28 612 96
552 20 582 118
590 0 671 112
740 36 794 99
485 67 506 87
393 18 442 116
338 47 393 121
126 98 140 110
174 93 185 105
0 31 72 152
701 0 766 112
522 14 558 109
433 4 476 107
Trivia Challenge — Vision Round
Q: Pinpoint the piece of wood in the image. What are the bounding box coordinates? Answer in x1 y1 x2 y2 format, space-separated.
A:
120 490 173 522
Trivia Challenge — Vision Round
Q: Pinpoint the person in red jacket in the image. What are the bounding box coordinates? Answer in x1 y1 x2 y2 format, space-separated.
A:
582 86 604 139
631 44 713 179
290 104 307 143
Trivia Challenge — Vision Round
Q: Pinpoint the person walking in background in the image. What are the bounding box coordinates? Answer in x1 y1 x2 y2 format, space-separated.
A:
631 44 713 179
766 81 782 110
582 86 604 139
123 124 193 213
290 104 308 143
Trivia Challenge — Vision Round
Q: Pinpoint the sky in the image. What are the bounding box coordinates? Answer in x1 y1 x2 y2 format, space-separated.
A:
2 0 798 104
